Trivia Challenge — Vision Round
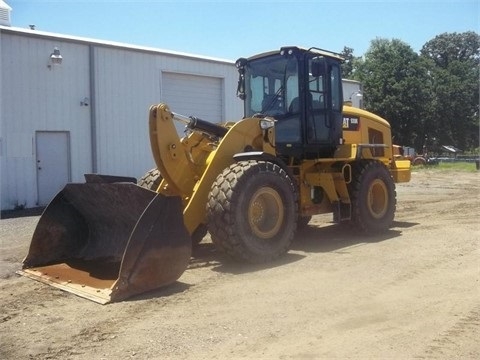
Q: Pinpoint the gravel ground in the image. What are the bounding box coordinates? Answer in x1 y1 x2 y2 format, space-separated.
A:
1 169 479 359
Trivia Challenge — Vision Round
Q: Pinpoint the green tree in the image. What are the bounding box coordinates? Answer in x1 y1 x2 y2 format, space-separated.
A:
420 32 479 151
421 31 479 68
355 38 432 149
340 46 361 79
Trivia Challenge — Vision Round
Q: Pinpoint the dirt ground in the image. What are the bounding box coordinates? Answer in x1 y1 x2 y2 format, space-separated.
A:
1 169 479 359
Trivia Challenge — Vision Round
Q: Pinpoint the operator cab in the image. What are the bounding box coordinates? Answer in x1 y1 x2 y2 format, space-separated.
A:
236 46 344 159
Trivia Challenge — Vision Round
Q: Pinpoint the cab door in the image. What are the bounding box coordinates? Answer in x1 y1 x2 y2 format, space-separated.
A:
304 57 343 158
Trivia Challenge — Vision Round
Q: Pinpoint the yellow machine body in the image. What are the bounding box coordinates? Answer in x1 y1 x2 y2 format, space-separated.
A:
146 104 410 236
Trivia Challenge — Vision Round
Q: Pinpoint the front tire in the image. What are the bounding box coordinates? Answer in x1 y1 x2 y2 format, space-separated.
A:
207 160 298 263
349 161 396 234
138 168 162 190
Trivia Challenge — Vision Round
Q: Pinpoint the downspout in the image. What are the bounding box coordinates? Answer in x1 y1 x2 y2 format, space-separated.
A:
89 44 97 173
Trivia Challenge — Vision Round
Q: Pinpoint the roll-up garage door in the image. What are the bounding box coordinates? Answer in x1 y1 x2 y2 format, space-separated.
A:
161 72 224 134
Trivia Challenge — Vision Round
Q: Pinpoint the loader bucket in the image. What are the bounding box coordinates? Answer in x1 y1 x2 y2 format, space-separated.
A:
18 181 191 304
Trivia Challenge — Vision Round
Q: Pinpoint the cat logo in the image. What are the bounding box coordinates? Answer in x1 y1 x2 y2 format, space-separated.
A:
342 116 360 131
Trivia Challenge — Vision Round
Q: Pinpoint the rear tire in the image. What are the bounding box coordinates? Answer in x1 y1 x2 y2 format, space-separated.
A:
207 160 298 263
349 161 396 234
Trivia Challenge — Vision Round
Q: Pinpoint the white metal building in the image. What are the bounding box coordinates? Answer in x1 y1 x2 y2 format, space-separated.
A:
0 22 243 210
0 3 364 211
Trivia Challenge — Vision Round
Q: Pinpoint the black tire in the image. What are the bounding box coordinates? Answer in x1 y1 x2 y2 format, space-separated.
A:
207 160 298 263
348 160 396 234
138 168 162 190
138 168 205 245
412 156 426 166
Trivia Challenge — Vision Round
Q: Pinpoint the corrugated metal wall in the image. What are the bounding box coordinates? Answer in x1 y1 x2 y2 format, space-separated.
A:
162 72 223 121
93 46 160 177
92 46 241 178
1 33 92 209
0 28 243 210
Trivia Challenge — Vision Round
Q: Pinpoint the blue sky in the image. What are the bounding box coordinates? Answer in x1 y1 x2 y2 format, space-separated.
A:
6 0 480 61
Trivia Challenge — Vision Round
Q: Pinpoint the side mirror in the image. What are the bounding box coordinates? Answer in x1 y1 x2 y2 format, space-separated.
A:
236 58 248 100
237 73 246 100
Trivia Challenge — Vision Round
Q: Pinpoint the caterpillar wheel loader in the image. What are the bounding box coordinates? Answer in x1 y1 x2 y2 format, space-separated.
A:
18 46 411 303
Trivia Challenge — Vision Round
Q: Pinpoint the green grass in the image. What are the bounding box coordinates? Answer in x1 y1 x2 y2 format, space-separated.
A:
413 161 479 172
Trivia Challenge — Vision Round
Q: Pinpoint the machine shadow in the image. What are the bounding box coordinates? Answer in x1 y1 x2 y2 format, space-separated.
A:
191 220 416 276
290 221 415 253
129 281 192 302
189 242 306 274
130 220 418 302
392 220 419 229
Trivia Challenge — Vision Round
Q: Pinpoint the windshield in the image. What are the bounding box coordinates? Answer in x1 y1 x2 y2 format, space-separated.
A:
244 55 299 117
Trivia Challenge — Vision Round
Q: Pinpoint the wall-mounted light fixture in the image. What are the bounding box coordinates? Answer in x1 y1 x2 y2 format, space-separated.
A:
349 90 363 100
49 47 63 66
80 97 90 106
344 90 364 108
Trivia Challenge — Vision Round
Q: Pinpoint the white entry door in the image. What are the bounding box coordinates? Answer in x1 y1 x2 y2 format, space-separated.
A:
36 131 71 206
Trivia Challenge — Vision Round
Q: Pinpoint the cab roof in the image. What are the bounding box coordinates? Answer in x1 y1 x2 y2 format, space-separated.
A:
246 46 344 62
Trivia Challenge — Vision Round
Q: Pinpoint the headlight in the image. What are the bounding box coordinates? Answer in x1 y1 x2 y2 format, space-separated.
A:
259 118 275 130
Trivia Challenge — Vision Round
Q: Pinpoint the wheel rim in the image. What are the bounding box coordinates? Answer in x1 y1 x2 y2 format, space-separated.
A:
248 187 284 239
367 179 388 219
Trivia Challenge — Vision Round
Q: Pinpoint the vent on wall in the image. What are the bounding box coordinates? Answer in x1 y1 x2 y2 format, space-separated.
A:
0 0 12 27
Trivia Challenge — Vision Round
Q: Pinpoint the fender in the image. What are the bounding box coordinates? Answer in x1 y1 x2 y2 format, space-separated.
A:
233 151 296 182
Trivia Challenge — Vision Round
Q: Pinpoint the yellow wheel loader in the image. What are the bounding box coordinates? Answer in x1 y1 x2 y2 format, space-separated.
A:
18 47 411 303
